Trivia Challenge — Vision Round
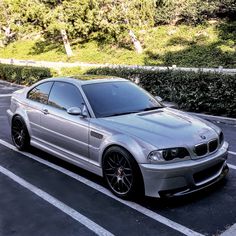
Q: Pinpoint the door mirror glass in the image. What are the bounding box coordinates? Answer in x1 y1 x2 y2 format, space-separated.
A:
67 107 82 116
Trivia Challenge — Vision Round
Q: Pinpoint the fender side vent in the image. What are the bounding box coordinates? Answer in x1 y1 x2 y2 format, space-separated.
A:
91 131 103 139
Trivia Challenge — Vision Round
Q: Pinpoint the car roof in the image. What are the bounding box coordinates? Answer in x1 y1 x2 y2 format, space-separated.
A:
39 75 128 87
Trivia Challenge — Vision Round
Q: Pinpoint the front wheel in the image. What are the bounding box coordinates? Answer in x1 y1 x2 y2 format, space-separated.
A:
12 116 30 151
103 146 143 199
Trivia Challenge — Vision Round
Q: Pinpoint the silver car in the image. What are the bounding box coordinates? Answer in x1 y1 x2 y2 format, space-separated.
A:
7 76 229 199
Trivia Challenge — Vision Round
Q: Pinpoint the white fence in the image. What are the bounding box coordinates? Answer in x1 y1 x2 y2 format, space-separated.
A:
0 58 236 74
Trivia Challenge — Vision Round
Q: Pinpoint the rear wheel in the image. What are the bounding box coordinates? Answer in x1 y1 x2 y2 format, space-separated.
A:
103 146 143 199
12 116 30 151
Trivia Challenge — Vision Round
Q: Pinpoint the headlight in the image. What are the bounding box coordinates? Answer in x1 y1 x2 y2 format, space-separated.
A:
147 147 190 163
219 131 224 145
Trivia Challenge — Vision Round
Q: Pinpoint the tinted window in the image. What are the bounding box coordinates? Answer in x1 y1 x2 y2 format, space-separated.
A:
82 81 162 118
48 82 84 110
28 82 53 104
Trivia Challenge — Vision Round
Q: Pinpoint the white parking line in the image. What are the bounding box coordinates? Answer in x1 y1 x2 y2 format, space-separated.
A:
228 164 236 170
220 223 236 236
0 94 12 97
1 87 16 90
0 139 203 236
229 151 236 156
0 164 113 236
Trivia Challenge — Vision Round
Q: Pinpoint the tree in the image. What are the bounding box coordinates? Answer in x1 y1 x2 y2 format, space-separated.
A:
93 0 155 53
0 0 19 46
38 0 73 57
1 0 156 54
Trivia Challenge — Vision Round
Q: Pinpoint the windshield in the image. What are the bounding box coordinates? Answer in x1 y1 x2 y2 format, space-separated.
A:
82 81 163 118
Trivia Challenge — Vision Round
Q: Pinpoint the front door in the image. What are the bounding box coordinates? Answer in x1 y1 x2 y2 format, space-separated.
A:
39 81 90 161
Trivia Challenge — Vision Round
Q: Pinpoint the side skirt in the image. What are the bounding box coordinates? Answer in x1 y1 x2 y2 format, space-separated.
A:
30 139 103 177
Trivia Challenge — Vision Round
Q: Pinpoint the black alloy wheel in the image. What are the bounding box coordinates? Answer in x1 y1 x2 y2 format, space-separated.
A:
103 146 143 199
12 116 30 151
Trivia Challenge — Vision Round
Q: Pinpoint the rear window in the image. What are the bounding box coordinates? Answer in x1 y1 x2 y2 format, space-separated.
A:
27 82 53 104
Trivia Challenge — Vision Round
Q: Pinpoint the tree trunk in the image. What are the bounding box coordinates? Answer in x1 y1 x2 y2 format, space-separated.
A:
129 30 143 54
60 29 73 57
57 2 73 57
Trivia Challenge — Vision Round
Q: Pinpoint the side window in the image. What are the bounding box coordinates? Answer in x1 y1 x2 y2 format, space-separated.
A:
48 82 84 111
27 82 53 104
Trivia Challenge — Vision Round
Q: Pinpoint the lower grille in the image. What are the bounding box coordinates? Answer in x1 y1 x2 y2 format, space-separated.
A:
193 161 224 184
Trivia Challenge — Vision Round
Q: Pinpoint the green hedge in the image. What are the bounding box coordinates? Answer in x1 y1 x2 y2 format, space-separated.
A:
0 63 52 86
1 63 235 117
87 67 236 117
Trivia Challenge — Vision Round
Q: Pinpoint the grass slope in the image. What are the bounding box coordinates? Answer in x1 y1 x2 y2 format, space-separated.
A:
0 22 235 68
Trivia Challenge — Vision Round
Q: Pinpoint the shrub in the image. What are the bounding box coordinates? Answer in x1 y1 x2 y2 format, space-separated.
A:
0 64 52 86
87 66 236 117
59 66 82 76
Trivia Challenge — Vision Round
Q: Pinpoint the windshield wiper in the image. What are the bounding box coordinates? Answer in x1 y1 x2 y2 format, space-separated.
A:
106 111 138 117
104 107 162 117
140 106 163 112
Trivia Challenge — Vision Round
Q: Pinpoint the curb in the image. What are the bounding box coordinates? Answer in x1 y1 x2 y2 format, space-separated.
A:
1 58 236 74
189 112 236 125
0 80 25 89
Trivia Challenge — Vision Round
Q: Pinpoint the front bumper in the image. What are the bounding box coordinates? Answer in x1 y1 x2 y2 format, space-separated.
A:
139 141 229 198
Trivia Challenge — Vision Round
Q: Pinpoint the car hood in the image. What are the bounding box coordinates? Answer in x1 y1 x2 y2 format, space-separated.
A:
96 108 219 149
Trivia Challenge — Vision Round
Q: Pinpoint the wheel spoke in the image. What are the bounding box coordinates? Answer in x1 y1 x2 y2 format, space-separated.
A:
14 121 21 129
119 179 124 191
113 153 119 163
106 173 116 177
124 167 132 173
119 157 126 166
12 132 19 138
105 167 116 172
124 173 132 177
108 156 116 166
113 180 119 190
12 126 19 131
107 159 116 168
124 175 132 187
110 175 117 185
121 179 130 191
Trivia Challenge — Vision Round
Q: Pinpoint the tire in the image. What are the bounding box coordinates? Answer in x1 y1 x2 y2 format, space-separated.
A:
103 146 144 199
11 116 30 151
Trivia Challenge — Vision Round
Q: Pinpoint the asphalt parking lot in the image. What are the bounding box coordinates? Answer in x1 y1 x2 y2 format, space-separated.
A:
0 80 236 236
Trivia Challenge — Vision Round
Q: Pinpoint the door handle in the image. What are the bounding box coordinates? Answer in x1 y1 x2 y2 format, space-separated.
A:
42 109 49 115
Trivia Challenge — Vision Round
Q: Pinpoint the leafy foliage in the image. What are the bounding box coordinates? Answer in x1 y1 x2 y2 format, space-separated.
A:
87 66 236 117
0 63 52 85
154 0 236 25
0 0 156 48
1 23 235 68
1 63 236 117
1 0 235 47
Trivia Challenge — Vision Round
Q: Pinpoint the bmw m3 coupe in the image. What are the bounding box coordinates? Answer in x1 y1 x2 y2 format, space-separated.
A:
7 76 229 199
